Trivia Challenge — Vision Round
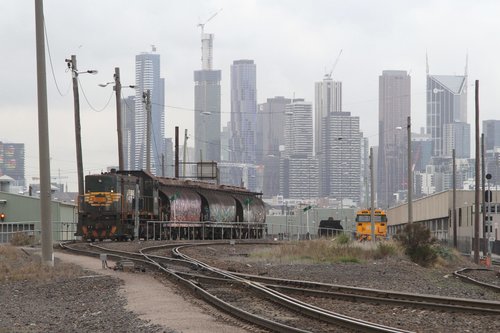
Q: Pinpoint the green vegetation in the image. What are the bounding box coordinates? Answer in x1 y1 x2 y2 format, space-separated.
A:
394 223 438 267
374 241 398 259
251 237 403 264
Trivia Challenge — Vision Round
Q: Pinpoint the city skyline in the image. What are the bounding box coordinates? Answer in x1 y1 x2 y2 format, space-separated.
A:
1 1 500 191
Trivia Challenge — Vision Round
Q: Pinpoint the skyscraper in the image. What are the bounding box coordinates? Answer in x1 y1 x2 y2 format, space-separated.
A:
483 119 500 186
0 142 25 187
194 31 221 162
284 100 314 157
230 60 257 164
426 64 467 157
320 112 361 204
483 120 500 152
315 75 342 155
377 70 411 209
121 95 135 170
256 96 291 164
133 49 165 174
443 122 470 158
257 96 291 198
281 100 319 199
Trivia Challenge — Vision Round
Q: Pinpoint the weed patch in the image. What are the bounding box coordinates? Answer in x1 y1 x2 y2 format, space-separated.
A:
0 245 82 283
250 239 402 264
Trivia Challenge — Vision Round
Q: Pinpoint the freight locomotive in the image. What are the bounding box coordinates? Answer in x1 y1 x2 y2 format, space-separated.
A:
76 170 266 241
355 208 388 241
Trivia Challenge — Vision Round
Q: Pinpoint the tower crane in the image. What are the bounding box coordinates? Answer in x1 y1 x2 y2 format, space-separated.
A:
326 49 343 79
197 8 223 35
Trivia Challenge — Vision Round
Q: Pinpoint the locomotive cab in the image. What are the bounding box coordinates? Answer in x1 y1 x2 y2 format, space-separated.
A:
77 172 138 241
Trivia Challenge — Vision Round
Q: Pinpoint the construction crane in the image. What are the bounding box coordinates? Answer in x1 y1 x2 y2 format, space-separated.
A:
197 9 222 71
197 8 223 35
326 49 343 79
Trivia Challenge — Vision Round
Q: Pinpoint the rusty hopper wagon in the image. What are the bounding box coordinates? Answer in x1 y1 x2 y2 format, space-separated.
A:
76 170 266 241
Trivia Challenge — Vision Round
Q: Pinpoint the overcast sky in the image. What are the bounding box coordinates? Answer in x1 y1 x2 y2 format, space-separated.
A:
1 0 499 192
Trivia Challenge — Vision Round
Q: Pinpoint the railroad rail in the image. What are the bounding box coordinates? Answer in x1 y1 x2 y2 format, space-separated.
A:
170 244 413 333
453 267 500 292
62 241 413 332
60 241 500 332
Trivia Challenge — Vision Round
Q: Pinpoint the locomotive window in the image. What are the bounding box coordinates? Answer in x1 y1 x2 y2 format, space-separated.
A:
86 176 116 192
355 215 386 222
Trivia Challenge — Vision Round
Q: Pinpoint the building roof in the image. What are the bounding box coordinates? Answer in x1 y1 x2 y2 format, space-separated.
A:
0 175 15 183
431 75 466 94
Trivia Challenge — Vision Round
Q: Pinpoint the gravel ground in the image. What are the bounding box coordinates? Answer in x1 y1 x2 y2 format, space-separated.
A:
2 242 499 333
0 246 166 333
182 244 500 302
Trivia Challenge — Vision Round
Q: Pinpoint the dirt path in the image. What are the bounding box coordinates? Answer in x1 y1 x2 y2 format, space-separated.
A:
55 251 249 333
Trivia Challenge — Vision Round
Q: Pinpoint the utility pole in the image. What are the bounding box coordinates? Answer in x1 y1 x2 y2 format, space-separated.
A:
35 0 53 266
183 129 188 177
134 179 139 239
161 153 165 177
67 56 97 195
482 134 487 254
474 80 480 264
452 149 457 248
68 55 84 198
175 126 179 178
114 67 124 170
370 147 375 242
100 69 133 170
143 90 151 172
407 116 413 224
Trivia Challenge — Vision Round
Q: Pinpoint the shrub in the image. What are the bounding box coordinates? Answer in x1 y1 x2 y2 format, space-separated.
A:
407 244 437 267
374 241 398 259
335 233 351 246
395 223 437 267
10 232 34 246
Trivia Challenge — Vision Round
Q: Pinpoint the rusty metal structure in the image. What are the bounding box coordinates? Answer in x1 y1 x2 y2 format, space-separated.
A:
76 170 265 241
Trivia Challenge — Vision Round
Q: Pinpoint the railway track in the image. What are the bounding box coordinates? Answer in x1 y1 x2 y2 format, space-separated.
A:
453 267 500 292
60 241 500 332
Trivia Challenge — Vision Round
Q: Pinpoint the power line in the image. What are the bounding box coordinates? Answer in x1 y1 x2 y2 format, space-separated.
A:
78 77 114 112
43 21 71 97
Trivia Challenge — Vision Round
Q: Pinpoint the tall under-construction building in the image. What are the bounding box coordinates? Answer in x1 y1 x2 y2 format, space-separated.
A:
315 75 342 155
194 27 221 162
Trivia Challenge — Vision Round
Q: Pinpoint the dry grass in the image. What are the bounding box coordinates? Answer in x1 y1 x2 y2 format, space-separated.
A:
251 238 404 264
0 245 83 283
10 232 38 246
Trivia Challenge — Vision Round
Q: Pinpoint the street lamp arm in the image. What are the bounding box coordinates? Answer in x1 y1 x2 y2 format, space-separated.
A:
98 82 114 87
99 82 135 89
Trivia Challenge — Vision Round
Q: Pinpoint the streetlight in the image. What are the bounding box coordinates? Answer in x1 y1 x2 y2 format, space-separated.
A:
395 126 403 204
143 90 152 172
99 69 135 171
66 55 97 197
407 116 413 224
336 137 346 222
486 173 493 266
